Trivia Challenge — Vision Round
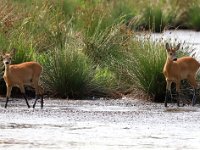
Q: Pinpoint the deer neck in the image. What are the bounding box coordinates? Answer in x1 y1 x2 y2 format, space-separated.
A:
4 64 11 76
165 57 174 69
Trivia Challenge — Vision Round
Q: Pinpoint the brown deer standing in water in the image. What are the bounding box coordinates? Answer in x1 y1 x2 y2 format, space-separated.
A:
163 43 200 107
2 50 44 108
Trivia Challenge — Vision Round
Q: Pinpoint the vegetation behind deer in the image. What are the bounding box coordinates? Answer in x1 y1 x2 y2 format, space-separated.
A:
0 0 199 102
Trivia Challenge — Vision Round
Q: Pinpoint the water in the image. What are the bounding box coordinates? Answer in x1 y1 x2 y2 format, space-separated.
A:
1 98 200 150
150 30 200 60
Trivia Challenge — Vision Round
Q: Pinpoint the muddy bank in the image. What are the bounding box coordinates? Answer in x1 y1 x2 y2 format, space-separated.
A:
0 97 200 150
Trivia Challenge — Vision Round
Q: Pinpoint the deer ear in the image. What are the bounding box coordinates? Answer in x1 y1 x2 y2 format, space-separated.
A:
165 43 170 51
175 43 181 51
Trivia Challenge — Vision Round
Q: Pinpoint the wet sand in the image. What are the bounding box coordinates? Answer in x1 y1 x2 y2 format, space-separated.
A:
0 97 200 150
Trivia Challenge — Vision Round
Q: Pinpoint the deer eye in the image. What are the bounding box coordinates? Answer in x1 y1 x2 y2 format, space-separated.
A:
170 53 172 55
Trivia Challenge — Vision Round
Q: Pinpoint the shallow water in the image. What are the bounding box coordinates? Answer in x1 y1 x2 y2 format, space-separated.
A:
150 30 200 60
1 98 200 150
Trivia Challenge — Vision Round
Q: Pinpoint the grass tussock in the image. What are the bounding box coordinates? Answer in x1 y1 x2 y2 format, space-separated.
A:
38 48 93 98
129 39 166 101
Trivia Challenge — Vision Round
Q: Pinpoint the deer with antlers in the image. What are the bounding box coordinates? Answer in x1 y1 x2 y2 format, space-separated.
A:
163 43 200 107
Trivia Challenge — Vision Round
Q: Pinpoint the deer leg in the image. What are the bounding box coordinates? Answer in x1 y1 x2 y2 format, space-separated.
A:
165 90 170 107
19 85 30 108
188 76 198 106
39 86 44 108
33 94 44 109
165 80 172 107
175 81 180 107
22 94 30 108
176 92 180 107
5 85 12 108
33 81 39 108
33 95 39 109
5 97 9 108
192 89 197 106
41 94 44 109
33 81 44 109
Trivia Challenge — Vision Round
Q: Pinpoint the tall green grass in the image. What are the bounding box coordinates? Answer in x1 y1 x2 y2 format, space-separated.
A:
83 19 134 94
83 19 130 65
38 48 94 98
0 0 199 101
130 39 166 100
186 4 200 30
140 5 175 32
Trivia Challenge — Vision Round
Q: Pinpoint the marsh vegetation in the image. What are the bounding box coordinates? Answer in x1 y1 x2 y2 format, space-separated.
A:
0 0 200 102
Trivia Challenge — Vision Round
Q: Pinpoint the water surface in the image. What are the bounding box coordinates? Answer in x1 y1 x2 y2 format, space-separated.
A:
0 98 200 150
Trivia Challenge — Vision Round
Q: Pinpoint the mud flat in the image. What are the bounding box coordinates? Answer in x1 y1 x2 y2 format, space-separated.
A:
0 97 200 150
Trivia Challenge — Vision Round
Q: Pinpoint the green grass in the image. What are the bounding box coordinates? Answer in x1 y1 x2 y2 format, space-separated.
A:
0 33 9 50
83 19 130 65
0 0 199 101
186 4 200 30
39 49 93 98
130 40 166 101
140 5 175 32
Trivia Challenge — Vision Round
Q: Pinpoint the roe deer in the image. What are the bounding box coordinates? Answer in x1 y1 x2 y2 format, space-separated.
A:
163 43 200 107
2 51 44 108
